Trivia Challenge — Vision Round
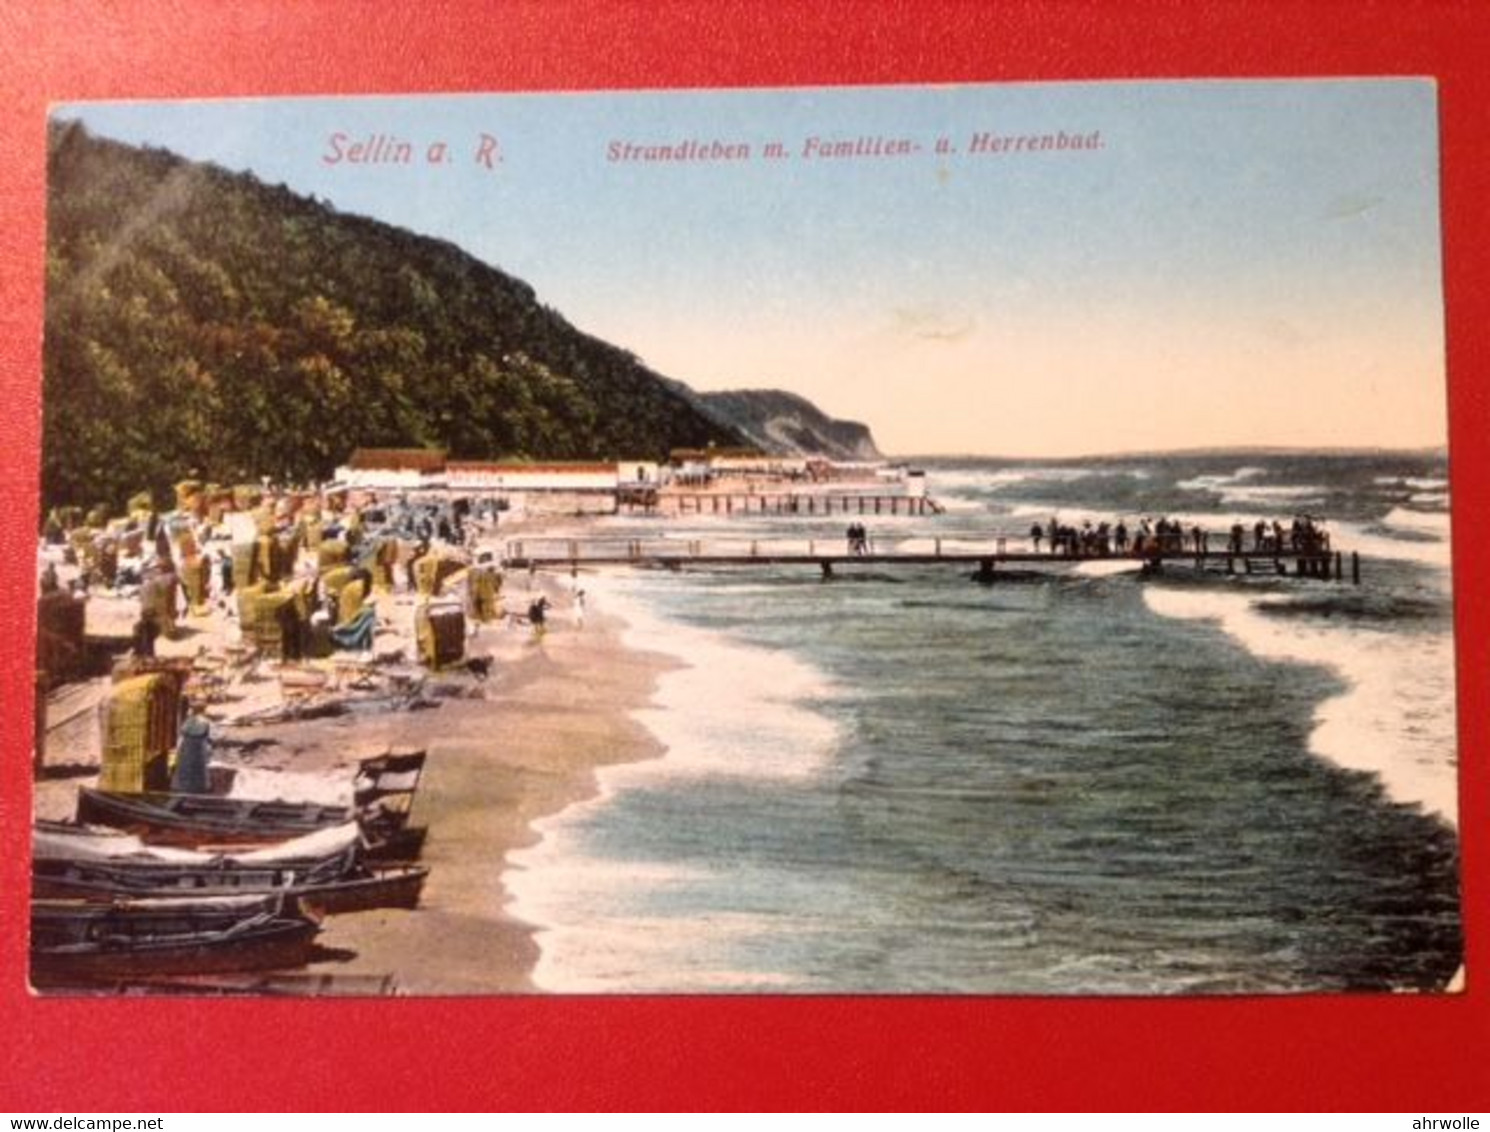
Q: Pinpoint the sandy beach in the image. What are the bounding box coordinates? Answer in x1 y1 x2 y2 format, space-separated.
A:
35 526 674 995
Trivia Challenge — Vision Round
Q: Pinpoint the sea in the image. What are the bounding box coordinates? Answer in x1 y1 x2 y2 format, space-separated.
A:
505 451 1462 994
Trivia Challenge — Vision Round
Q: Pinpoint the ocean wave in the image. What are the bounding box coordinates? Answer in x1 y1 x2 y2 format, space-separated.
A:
594 575 841 784
1374 475 1449 491
1406 491 1450 509
507 573 846 991
1176 466 1267 492
1211 483 1330 506
1331 518 1451 571
1142 585 1458 827
1381 506 1451 538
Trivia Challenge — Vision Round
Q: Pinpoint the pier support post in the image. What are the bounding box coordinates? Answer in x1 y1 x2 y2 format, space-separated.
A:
821 561 834 580
1352 551 1361 585
1334 551 1343 583
974 558 995 583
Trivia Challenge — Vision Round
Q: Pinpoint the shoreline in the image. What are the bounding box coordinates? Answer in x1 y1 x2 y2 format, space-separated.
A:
301 583 677 994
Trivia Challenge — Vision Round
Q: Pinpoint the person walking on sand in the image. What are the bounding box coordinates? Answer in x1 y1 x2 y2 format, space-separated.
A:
573 588 586 630
528 595 549 642
217 548 234 599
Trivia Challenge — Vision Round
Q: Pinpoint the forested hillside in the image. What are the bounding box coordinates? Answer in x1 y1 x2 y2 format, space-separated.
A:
42 121 743 511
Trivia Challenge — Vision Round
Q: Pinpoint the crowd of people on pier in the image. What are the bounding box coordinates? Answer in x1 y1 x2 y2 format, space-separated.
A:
1028 514 1330 558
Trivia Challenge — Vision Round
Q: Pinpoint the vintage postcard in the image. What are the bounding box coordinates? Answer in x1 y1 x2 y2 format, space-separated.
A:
32 80 1459 996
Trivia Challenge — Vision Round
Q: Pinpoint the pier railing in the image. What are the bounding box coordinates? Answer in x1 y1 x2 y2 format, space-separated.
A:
501 533 1357 582
506 533 1011 562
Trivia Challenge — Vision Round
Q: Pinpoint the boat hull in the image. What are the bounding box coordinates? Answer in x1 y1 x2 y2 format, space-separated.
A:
29 897 321 986
33 862 429 914
31 918 320 985
74 788 419 856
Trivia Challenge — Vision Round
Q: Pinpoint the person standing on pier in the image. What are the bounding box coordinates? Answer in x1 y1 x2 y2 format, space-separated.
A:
1030 522 1043 553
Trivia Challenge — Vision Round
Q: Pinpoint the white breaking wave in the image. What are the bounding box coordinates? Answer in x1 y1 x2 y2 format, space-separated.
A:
505 570 844 992
1383 507 1451 537
1143 586 1458 827
1332 515 1451 572
1374 475 1449 491
1212 483 1330 507
1176 466 1267 492
1176 466 1333 508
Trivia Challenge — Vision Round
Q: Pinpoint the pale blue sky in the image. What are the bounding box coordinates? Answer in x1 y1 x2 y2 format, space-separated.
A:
57 81 1445 455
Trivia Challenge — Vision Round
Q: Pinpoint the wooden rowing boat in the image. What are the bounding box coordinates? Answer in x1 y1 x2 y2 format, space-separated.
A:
76 787 366 844
30 894 320 985
33 857 429 914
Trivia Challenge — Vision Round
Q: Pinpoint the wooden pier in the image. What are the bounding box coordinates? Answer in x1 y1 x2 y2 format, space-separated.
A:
632 492 943 517
502 534 1360 583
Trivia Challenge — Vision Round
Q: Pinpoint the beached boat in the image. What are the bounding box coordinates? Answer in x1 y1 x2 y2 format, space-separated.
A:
77 787 363 842
73 787 423 857
30 893 320 984
31 819 427 912
51 972 402 997
35 816 362 865
352 748 427 830
33 858 429 914
33 824 423 910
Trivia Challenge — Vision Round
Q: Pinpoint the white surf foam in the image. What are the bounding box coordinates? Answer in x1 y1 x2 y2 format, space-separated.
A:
1374 475 1449 491
505 569 844 991
1176 466 1267 492
1142 586 1458 827
1381 506 1451 537
1331 516 1451 572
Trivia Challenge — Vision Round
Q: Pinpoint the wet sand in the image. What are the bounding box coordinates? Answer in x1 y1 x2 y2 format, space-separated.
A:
289 598 670 994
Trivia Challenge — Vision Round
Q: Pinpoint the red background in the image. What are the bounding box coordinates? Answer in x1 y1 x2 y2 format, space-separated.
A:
1 1 1486 1112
